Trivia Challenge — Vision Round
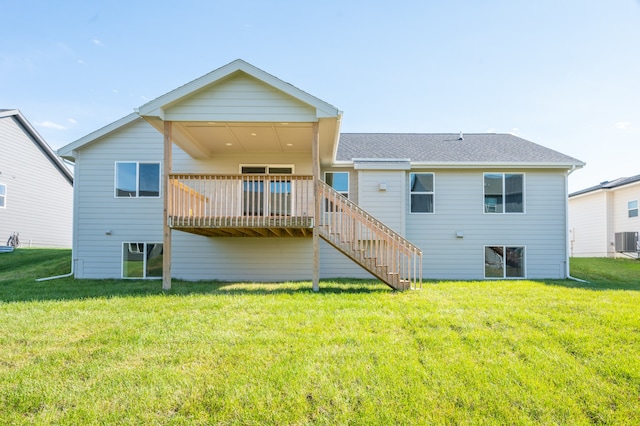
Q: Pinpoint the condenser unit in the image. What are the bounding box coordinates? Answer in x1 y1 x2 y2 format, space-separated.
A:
614 232 639 252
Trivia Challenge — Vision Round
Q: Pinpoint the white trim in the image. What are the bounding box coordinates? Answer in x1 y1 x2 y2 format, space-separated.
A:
121 241 163 279
409 172 435 214
324 171 350 199
137 59 340 119
58 113 140 161
482 172 526 215
114 161 162 198
483 245 527 279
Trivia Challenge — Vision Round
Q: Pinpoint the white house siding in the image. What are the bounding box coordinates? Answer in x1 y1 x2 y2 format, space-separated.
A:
568 191 609 257
406 169 568 280
357 170 406 234
0 115 72 248
611 182 640 256
165 74 317 123
73 119 164 278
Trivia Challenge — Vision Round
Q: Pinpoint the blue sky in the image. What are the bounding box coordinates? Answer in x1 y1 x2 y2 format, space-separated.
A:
2 0 639 192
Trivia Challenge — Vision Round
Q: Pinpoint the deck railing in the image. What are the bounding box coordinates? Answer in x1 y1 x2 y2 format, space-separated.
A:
168 174 314 227
317 181 422 290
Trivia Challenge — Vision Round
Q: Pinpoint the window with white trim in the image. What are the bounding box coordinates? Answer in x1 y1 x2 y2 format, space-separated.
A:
628 200 638 218
115 162 160 198
484 173 524 213
122 242 163 278
324 172 349 198
410 173 434 213
0 184 5 208
485 246 525 278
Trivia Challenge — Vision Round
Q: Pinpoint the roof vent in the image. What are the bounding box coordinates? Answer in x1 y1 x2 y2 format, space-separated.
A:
458 131 464 140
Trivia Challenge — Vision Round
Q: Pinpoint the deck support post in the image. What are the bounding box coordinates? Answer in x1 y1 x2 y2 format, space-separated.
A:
312 122 320 292
162 121 173 290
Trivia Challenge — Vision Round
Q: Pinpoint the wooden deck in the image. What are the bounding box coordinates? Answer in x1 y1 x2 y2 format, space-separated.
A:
167 174 422 290
170 216 313 237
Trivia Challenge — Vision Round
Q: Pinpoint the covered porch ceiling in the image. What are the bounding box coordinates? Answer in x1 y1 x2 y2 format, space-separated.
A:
144 117 340 166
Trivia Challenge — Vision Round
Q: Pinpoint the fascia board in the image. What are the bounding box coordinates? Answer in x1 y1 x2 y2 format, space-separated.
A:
408 161 585 169
136 59 340 119
4 109 74 184
57 113 140 159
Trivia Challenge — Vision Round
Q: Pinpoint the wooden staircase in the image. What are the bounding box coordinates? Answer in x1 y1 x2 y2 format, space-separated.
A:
317 181 422 290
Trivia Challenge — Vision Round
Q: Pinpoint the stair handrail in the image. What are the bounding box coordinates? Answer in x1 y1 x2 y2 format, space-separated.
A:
317 181 422 256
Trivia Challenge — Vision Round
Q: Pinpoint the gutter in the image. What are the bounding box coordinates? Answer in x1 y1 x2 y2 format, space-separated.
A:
565 166 590 283
36 258 74 282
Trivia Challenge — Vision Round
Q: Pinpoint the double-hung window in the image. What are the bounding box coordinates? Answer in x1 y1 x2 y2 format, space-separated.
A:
484 173 524 213
485 246 525 278
628 200 638 218
115 162 160 198
410 173 434 213
0 184 5 208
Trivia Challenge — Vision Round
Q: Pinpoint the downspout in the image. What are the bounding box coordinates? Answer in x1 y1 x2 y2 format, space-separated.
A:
565 166 590 283
36 258 74 281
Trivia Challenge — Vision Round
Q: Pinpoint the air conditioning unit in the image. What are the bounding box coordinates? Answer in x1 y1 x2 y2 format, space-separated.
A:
614 232 639 252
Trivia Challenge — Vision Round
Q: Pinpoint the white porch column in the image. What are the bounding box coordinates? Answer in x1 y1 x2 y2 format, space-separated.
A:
162 121 172 290
312 122 320 292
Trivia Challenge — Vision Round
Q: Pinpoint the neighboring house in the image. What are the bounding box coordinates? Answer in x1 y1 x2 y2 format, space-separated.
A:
0 109 73 248
58 59 584 289
568 175 640 258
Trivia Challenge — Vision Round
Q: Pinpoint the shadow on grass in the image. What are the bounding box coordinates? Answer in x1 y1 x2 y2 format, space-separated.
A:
0 277 393 303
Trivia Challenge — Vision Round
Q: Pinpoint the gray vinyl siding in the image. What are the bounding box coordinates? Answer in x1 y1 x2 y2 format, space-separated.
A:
165 74 317 123
0 115 72 248
170 234 372 281
406 169 568 280
357 170 405 234
73 119 164 278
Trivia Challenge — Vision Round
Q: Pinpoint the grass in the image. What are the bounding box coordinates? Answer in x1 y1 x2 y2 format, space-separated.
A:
0 249 639 424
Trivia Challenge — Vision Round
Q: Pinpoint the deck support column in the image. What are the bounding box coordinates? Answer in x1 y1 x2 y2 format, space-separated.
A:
312 122 320 292
162 121 173 290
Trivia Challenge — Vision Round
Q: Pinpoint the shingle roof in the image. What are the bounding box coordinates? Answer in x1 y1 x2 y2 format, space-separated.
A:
336 133 583 166
569 174 640 197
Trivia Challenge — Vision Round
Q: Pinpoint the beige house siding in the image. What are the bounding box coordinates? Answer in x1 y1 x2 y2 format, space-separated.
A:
569 180 640 258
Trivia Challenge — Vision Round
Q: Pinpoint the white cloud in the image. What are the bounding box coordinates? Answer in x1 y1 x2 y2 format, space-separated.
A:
92 39 103 46
37 121 67 130
509 128 520 136
77 59 86 65
67 118 77 125
615 121 631 130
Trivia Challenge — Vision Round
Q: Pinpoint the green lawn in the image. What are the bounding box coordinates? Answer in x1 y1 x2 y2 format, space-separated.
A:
0 249 639 424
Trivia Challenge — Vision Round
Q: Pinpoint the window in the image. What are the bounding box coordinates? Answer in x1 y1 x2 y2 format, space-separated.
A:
122 242 163 278
485 246 525 278
325 172 349 198
115 162 160 198
0 184 5 208
484 173 524 213
410 173 434 213
628 200 638 218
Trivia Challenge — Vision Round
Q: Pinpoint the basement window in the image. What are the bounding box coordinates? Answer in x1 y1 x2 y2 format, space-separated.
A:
484 246 525 278
122 242 163 278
